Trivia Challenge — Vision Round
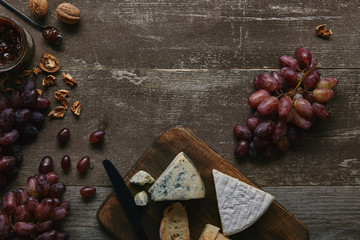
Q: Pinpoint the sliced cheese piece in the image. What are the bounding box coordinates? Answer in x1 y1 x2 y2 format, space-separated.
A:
134 191 149 206
129 170 155 186
148 152 205 201
213 169 274 236
199 224 220 240
215 233 230 240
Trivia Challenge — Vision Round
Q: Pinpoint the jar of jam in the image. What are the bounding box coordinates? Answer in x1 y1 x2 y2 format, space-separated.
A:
0 16 34 73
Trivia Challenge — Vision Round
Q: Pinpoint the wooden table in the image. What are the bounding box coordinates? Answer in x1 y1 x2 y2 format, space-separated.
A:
1 0 359 239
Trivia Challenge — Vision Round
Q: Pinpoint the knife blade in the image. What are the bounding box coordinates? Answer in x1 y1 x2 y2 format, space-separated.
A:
103 159 148 240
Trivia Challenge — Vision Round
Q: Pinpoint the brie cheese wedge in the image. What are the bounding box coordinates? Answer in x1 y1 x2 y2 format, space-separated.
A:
148 152 205 201
213 169 274 236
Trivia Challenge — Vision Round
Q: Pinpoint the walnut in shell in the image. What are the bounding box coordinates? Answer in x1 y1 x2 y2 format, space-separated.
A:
56 3 81 24
29 0 48 18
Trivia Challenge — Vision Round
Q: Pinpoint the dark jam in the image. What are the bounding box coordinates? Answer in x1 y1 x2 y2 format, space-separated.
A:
0 18 22 66
42 27 63 46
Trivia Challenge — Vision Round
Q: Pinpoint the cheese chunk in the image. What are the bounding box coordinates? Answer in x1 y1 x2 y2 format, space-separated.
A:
130 170 155 186
134 191 149 206
213 169 274 236
148 152 205 201
215 233 230 240
199 224 220 240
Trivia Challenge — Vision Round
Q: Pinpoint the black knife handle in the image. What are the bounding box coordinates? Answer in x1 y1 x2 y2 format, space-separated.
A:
103 160 148 240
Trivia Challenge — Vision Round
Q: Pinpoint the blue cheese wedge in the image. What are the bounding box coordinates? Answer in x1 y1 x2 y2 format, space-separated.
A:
134 191 149 206
213 169 274 236
148 152 205 201
130 170 155 186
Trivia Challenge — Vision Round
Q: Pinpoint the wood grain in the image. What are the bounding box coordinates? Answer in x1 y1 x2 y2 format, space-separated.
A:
97 126 309 240
1 0 360 70
0 0 359 239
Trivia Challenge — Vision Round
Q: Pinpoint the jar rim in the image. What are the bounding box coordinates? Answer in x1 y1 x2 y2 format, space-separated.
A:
0 16 27 72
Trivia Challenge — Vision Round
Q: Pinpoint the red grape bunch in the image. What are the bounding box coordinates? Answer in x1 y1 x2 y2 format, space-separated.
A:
233 47 338 158
0 160 70 240
0 79 50 188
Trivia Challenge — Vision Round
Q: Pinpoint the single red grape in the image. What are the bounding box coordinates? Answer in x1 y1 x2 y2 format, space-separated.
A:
80 186 96 197
89 130 105 143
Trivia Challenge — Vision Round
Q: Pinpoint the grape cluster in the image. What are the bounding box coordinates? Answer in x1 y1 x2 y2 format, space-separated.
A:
0 79 50 187
0 169 70 240
234 47 338 158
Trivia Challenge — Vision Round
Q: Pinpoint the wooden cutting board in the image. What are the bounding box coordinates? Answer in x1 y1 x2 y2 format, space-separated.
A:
97 126 309 240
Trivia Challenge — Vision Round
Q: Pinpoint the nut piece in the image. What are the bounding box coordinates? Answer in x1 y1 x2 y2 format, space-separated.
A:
48 106 67 118
56 3 81 24
33 67 41 75
71 101 82 116
17 70 31 79
62 73 77 87
36 89 43 95
315 24 332 38
29 0 48 18
40 54 61 73
42 75 56 87
54 89 70 109
54 89 69 99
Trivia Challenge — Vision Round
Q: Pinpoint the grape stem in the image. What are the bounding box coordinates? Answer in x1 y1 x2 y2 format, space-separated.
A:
286 65 320 98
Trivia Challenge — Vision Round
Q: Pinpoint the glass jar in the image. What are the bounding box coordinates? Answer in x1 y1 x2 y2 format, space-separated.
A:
0 16 35 73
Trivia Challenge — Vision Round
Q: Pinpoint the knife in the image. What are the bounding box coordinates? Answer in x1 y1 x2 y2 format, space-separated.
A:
103 159 148 240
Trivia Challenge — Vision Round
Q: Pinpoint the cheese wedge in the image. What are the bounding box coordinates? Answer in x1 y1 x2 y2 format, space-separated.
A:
148 152 205 201
199 224 220 240
213 169 274 236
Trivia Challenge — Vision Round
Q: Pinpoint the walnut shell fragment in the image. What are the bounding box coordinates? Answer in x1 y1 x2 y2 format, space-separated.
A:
56 3 81 24
315 24 332 38
40 54 61 73
54 89 70 109
71 101 82 116
62 73 77 87
48 106 66 118
42 75 56 87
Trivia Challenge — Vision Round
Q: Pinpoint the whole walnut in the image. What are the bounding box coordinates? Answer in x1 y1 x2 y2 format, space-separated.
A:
56 3 81 24
29 0 48 18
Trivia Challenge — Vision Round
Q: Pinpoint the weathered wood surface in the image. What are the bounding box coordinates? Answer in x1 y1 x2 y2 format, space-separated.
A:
1 0 360 239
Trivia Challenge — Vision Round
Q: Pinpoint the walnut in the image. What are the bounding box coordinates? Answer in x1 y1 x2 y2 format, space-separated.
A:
33 67 41 75
62 73 77 87
48 106 66 118
56 3 81 24
17 70 31 79
315 24 332 38
42 75 56 87
71 101 82 116
14 80 22 85
29 0 48 18
36 89 43 95
40 54 61 73
54 89 69 99
54 89 70 109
